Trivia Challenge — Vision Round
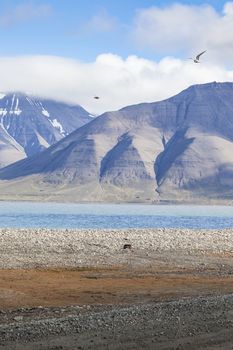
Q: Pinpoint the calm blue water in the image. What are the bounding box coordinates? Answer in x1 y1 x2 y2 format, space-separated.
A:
0 202 233 229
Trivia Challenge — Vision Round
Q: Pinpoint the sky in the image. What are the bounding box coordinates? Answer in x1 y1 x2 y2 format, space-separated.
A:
0 0 233 114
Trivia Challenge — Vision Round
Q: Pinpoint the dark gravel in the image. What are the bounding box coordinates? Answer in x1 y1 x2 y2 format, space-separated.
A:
1 294 233 349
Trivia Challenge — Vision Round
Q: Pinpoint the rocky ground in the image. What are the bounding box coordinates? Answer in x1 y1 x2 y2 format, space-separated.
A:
1 228 233 349
1 294 233 350
0 227 233 269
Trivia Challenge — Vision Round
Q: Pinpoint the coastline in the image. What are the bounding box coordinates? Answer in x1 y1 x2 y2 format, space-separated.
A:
1 227 233 269
0 195 233 205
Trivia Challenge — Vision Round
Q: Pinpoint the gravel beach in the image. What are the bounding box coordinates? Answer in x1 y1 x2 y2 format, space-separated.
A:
0 227 233 268
1 228 233 349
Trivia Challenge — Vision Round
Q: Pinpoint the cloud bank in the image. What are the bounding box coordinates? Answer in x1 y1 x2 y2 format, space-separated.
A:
1 3 233 114
131 2 233 65
0 54 232 114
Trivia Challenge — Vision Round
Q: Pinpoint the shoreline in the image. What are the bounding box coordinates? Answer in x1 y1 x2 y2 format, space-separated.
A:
1 199 233 206
0 195 233 205
1 227 233 268
0 200 233 206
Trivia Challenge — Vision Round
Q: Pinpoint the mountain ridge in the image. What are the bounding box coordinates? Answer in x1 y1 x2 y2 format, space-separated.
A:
0 92 92 168
0 82 233 203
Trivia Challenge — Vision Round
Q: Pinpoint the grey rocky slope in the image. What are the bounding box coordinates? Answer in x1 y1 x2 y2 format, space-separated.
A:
0 82 233 202
0 92 92 167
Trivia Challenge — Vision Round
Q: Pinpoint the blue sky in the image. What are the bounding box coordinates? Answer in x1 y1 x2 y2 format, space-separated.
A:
0 0 229 60
0 0 233 113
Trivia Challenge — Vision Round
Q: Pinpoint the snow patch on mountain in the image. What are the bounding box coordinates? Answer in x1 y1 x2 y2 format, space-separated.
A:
0 91 92 167
0 109 7 117
42 108 50 117
9 109 22 115
26 97 34 106
49 118 65 135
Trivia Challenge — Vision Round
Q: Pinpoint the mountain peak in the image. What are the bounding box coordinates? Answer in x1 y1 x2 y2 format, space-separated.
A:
1 82 233 203
0 92 92 168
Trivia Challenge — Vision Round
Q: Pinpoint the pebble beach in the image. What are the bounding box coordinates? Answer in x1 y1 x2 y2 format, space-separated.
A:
0 227 233 268
1 228 233 349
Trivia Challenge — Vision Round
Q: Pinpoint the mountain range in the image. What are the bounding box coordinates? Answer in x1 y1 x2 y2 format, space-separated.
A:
0 82 233 203
0 92 91 168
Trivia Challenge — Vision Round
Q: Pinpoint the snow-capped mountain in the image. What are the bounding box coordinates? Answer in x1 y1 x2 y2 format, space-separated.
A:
2 82 233 203
0 92 92 167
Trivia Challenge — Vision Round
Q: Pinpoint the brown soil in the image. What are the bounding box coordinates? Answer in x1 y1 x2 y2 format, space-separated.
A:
1 265 233 310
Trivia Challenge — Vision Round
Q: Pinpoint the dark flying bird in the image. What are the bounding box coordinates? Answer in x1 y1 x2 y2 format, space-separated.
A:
189 51 206 63
94 96 100 99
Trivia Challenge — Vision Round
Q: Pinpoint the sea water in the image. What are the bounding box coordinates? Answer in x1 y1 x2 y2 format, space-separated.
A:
0 202 233 229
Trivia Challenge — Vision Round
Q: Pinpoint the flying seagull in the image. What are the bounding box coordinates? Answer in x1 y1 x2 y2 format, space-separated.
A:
189 51 206 63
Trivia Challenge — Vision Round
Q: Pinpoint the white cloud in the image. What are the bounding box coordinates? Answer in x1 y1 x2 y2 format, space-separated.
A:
0 2 52 26
131 2 233 66
0 54 232 115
